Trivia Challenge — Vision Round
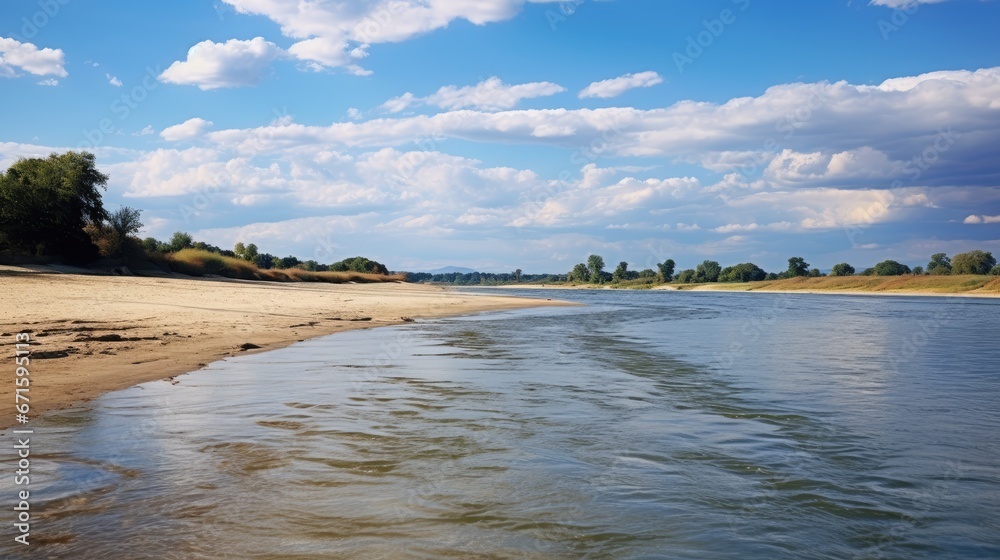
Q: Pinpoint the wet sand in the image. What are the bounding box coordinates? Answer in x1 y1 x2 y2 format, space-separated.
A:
0 268 570 429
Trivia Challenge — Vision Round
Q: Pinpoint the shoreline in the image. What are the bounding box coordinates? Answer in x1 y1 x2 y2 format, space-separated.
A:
464 276 1000 298
0 268 573 430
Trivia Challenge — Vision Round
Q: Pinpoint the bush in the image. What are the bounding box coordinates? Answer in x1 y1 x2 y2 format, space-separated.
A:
951 250 996 275
991 265 1000 276
873 260 911 276
830 263 855 276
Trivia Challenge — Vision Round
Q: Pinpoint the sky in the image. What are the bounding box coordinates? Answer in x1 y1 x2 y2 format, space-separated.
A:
2 0 999 273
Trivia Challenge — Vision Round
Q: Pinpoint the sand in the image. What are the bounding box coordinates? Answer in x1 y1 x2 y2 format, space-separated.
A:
0 267 571 429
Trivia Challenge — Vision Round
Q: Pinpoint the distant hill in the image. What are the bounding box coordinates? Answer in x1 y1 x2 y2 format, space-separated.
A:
424 266 478 274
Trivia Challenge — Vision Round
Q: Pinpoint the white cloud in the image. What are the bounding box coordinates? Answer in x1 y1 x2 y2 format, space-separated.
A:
106 73 123 87
220 0 562 73
579 71 663 99
869 0 949 7
136 125 155 136
160 118 215 141
383 77 565 113
159 37 282 90
963 214 1000 224
36 78 59 86
712 222 793 233
0 37 67 77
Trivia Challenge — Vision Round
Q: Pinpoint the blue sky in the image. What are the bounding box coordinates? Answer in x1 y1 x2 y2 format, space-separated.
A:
2 0 999 273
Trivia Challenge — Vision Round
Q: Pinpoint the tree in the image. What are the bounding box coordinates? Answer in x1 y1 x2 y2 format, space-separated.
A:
279 255 300 269
951 250 996 275
873 260 911 276
108 207 143 237
830 263 855 277
658 259 675 283
513 269 522 283
568 263 589 282
612 261 629 282
0 151 108 261
168 231 193 252
927 253 951 275
234 242 246 259
142 237 161 253
912 266 924 275
808 268 822 277
243 243 258 262
786 257 809 277
695 260 721 282
638 269 657 279
718 263 766 283
587 254 605 284
991 265 1000 276
676 269 697 283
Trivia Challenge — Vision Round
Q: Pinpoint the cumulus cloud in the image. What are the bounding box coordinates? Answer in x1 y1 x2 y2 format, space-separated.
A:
0 37 67 78
869 0 950 7
578 71 663 99
382 77 566 113
106 73 123 87
963 214 1000 224
221 0 562 74
159 37 283 90
160 118 215 142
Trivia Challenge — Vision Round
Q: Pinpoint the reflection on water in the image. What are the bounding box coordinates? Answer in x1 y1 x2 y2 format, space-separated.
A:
3 290 1000 559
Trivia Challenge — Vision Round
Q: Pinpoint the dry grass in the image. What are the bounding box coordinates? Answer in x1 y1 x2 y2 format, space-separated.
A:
160 249 405 284
679 274 1000 295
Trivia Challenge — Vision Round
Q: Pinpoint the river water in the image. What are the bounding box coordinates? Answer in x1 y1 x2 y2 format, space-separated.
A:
3 290 999 559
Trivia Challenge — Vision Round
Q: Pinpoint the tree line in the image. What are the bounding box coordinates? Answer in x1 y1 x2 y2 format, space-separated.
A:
0 151 391 276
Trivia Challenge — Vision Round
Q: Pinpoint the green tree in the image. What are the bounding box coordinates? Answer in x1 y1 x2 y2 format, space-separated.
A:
142 237 161 253
168 231 193 252
951 250 996 275
658 259 675 283
912 266 924 275
0 151 109 261
786 257 809 277
695 260 721 282
612 261 629 282
991 264 1000 276
243 243 259 262
927 253 952 274
809 268 822 277
108 207 143 238
587 254 605 284
638 269 657 279
568 263 589 282
873 260 911 276
719 263 766 282
830 263 855 276
280 255 301 269
676 269 697 283
513 269 522 283
234 242 246 259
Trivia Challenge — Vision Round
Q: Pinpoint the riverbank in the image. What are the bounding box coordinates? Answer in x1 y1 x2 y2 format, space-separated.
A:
0 266 570 429
671 274 1000 297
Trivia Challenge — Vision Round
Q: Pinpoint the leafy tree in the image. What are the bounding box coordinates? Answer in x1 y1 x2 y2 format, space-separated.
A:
951 250 996 275
254 252 276 269
912 266 924 275
638 269 657 279
809 268 822 277
695 260 721 283
513 269 522 282
279 255 301 269
658 259 675 283
927 253 952 274
765 272 780 280
587 254 605 284
568 263 589 282
612 261 629 282
718 263 766 283
860 267 875 276
786 257 809 277
234 242 246 259
168 231 193 252
142 237 161 253
675 269 697 283
0 151 108 261
243 243 259 262
108 207 143 237
830 263 855 276
873 260 911 276
991 264 1000 276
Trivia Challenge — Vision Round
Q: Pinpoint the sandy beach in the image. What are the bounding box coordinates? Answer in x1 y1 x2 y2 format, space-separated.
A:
0 267 570 429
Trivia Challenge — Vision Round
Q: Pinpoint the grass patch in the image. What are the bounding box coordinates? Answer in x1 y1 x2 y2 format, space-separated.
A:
684 275 1000 295
157 249 404 284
